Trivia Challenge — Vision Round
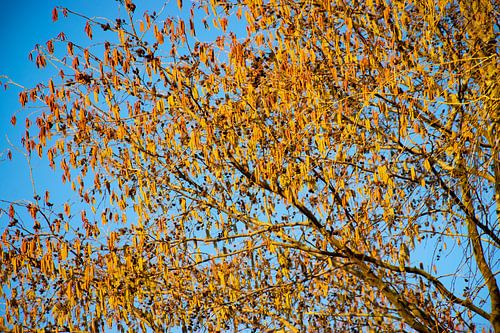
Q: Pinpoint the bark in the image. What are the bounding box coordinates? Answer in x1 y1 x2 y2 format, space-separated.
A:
462 180 500 332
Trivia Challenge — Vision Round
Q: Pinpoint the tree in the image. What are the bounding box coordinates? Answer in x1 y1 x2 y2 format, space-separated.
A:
1 0 499 331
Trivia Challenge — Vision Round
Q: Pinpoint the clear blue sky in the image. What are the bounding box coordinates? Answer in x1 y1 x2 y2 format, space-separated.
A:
0 0 225 204
0 1 123 206
0 0 238 208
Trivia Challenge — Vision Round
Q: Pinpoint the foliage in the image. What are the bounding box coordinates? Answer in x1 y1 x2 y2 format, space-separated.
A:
1 0 499 332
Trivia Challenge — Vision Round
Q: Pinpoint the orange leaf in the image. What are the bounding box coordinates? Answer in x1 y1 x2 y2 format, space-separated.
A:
8 205 15 219
52 8 58 22
84 21 93 39
46 40 54 54
64 203 71 217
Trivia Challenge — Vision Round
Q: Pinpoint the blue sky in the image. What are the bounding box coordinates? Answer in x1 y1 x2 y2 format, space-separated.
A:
0 0 230 204
0 1 122 206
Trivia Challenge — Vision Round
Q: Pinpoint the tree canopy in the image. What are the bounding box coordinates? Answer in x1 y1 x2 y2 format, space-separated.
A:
1 0 499 332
